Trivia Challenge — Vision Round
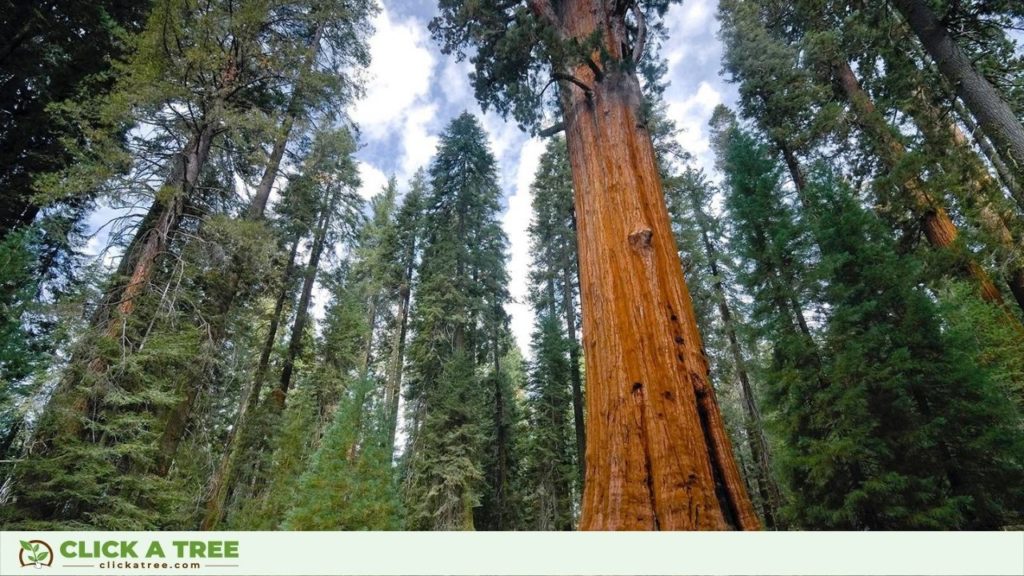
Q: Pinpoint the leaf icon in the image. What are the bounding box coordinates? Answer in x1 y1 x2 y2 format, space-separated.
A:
20 541 32 552
32 543 40 552
36 551 49 562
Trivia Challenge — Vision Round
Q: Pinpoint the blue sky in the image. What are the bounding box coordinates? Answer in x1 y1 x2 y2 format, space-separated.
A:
351 0 737 355
79 1 736 357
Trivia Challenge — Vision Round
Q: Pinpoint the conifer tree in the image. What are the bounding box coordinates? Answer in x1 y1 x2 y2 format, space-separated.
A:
889 0 1024 188
402 113 512 530
203 127 364 528
524 137 585 485
713 112 830 524
0 0 145 239
380 172 427 450
787 164 1024 529
668 168 784 529
431 1 757 529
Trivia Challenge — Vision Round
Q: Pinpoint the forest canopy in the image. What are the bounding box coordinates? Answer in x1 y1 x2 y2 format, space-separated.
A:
0 0 1022 531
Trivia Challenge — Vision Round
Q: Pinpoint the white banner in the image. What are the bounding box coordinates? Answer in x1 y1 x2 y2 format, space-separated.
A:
2 531 1022 576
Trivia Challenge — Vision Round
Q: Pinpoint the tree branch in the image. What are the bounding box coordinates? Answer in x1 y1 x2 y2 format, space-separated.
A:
539 122 565 138
585 56 605 82
553 72 593 96
630 1 647 64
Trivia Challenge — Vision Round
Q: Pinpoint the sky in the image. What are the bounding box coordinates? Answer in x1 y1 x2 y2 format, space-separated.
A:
350 0 737 357
77 0 735 358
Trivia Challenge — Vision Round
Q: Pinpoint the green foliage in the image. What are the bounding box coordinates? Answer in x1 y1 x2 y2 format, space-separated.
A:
429 1 681 132
0 0 145 242
285 376 402 530
402 113 514 530
521 313 576 530
777 165 1024 529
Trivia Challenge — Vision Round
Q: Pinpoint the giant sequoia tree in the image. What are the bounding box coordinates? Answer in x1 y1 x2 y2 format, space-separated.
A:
432 0 757 530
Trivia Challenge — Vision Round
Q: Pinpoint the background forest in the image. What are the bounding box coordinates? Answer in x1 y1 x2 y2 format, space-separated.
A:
1 0 1023 531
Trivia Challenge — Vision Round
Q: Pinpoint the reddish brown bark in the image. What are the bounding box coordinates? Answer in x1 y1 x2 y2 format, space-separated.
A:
833 60 1005 305
534 0 759 530
913 91 1024 315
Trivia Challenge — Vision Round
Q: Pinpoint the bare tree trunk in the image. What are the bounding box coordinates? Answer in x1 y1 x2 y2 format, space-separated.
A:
908 88 1024 314
955 101 1024 208
533 0 759 530
560 251 586 487
198 238 300 529
277 199 333 403
697 217 783 528
345 299 379 462
491 331 509 529
891 0 1024 186
384 282 411 452
833 60 1007 307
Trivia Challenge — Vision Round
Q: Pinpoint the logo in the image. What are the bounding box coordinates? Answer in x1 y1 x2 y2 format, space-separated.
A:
19 540 54 569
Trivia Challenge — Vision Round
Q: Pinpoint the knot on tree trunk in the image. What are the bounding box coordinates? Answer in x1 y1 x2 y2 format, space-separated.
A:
628 227 653 252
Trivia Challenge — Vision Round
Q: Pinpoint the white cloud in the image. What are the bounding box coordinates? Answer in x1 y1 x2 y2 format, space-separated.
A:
663 0 719 74
667 81 724 174
354 7 434 136
400 104 440 177
353 4 439 179
502 137 546 359
357 160 391 200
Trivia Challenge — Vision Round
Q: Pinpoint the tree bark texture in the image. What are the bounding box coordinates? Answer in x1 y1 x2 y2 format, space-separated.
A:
833 60 1006 306
891 0 1024 188
536 0 759 530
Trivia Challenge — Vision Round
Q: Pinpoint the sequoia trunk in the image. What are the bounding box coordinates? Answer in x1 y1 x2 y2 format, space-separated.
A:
546 0 759 530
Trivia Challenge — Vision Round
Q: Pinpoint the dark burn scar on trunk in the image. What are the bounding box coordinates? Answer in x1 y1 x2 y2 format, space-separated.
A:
628 227 653 252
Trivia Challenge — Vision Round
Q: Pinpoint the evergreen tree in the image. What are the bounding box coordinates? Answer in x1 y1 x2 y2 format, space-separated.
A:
431 0 758 529
380 172 427 451
204 127 364 528
0 0 145 239
787 164 1024 528
523 137 585 487
402 113 512 530
667 168 784 529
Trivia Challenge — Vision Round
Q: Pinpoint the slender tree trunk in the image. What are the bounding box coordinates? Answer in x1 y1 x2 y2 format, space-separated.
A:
384 279 412 451
535 0 759 530
491 331 508 529
891 0 1024 185
545 277 575 530
833 60 1006 306
697 220 782 529
276 199 332 404
248 114 296 220
345 299 378 462
153 22 328 477
908 88 1024 314
560 252 586 486
955 101 1024 208
212 201 333 525
199 238 300 529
